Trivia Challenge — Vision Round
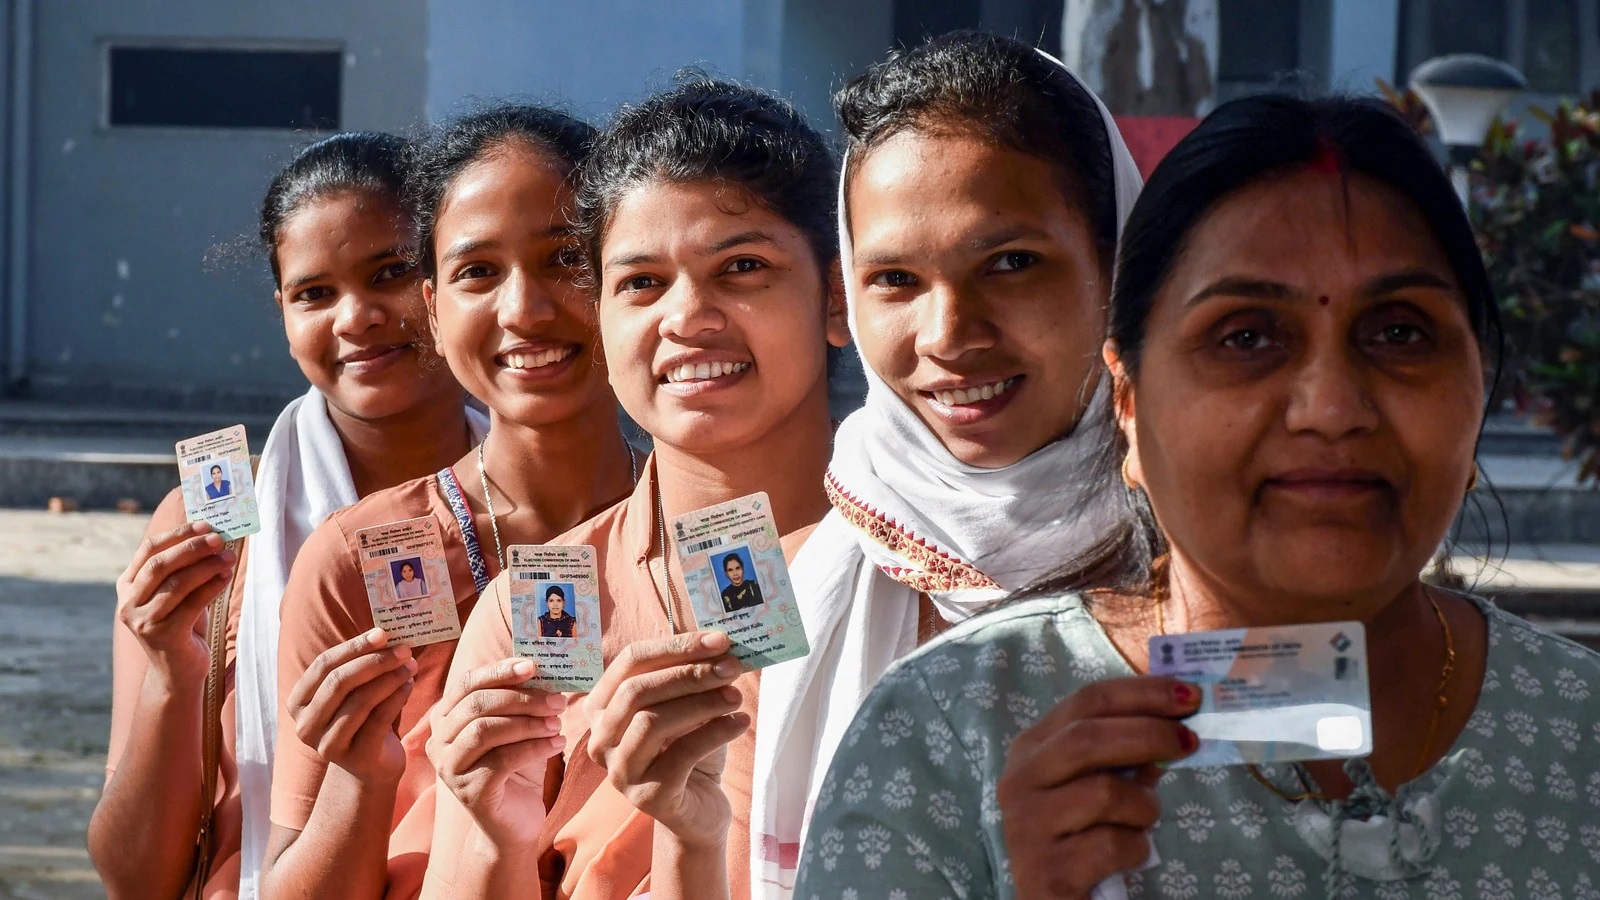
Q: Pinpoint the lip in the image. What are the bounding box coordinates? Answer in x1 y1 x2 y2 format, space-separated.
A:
495 341 582 382
337 343 412 376
916 375 1024 425
1262 467 1392 499
655 350 755 397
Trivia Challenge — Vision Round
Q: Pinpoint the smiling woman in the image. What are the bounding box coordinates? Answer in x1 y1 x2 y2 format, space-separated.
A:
796 93 1600 900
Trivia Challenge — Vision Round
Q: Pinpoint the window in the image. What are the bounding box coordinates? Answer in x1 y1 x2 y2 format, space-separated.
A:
1218 0 1301 83
1427 0 1507 59
1399 0 1579 94
1524 0 1578 92
107 45 342 130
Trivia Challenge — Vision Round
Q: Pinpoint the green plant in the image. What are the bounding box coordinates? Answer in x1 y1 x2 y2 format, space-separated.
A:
1380 81 1600 484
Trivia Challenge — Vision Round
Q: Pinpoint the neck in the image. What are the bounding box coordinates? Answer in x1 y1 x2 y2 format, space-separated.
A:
328 388 471 498
654 384 833 537
475 397 633 544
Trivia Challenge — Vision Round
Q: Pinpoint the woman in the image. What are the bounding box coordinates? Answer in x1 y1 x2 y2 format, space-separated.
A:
753 31 1144 895
422 78 847 900
797 94 1600 898
261 106 636 899
91 132 487 900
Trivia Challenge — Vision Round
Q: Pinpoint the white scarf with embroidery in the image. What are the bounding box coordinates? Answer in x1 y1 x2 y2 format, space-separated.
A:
751 50 1145 897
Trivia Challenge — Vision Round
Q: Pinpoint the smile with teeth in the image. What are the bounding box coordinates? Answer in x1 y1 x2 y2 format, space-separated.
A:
929 376 1020 407
502 347 576 370
663 361 751 383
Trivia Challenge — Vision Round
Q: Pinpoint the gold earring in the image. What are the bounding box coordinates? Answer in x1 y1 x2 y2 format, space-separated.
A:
1121 456 1138 490
1466 463 1480 493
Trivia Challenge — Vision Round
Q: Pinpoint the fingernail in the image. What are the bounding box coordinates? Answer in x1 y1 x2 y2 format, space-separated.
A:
700 632 727 649
548 693 568 710
219 549 237 564
720 685 742 703
393 644 413 661
1178 725 1199 753
713 658 740 678
513 660 535 677
204 533 224 548
366 627 386 645
404 657 419 673
551 734 567 751
1174 681 1200 705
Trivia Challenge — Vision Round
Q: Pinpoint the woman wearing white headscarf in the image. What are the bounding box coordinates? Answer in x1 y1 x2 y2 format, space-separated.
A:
751 31 1145 899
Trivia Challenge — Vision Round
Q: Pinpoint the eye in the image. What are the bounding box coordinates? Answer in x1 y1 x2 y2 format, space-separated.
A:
451 263 493 283
616 274 660 293
373 261 413 283
724 257 765 275
989 251 1039 273
293 285 333 303
1372 322 1429 346
1219 326 1277 352
869 270 917 289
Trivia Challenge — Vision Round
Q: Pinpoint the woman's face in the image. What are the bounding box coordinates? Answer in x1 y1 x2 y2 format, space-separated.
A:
597 179 848 455
210 468 223 486
423 143 612 427
274 191 460 422
400 563 415 581
725 556 745 584
847 129 1110 468
1118 169 1484 619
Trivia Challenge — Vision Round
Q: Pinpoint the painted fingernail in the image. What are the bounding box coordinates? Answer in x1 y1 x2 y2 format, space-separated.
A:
713 658 740 678
512 660 535 678
1174 681 1200 705
1178 725 1199 753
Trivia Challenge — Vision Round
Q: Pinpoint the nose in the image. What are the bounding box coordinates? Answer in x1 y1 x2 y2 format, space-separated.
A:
657 276 725 340
912 282 998 362
1284 343 1381 439
331 289 387 337
498 267 560 333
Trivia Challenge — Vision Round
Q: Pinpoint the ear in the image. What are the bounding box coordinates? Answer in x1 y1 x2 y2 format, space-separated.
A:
422 278 443 349
825 257 851 349
1104 339 1143 488
273 287 285 317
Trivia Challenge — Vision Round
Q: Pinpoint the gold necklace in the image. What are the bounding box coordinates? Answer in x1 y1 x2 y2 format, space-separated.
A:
1154 589 1456 805
652 480 681 634
477 438 639 572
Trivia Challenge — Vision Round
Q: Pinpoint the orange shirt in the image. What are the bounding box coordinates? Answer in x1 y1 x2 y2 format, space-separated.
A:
429 457 760 900
106 487 248 900
272 472 493 899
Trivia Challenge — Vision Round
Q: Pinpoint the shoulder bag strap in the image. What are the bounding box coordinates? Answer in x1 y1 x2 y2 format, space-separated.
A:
193 537 243 900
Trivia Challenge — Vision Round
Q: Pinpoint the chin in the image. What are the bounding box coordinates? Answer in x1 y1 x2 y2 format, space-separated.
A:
1249 543 1414 609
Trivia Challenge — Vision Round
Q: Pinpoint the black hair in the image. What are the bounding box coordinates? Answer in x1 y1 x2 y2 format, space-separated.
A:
1023 93 1504 601
576 73 838 280
546 585 566 600
210 465 223 474
406 104 597 279
259 132 409 285
834 30 1118 254
723 554 743 571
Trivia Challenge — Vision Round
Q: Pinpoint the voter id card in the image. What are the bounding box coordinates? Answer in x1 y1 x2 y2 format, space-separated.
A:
670 492 809 670
1148 621 1372 768
508 544 603 691
176 425 260 541
355 516 462 648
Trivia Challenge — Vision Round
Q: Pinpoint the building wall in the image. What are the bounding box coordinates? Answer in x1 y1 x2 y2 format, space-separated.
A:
13 0 426 409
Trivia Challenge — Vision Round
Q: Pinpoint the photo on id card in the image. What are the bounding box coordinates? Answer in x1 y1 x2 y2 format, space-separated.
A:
356 516 461 648
509 544 602 691
671 492 807 670
1149 620 1372 768
175 425 260 540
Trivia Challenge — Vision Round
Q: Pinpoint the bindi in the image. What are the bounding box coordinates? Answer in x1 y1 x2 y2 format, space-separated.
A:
1318 295 1330 306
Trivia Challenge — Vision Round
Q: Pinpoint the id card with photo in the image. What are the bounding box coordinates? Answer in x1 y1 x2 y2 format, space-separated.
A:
176 425 260 541
671 492 808 670
509 544 603 692
1148 621 1372 768
356 516 462 648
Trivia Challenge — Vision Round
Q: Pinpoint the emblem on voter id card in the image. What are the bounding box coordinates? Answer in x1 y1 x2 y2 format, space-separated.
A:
1149 621 1372 768
356 516 462 648
509 544 602 691
670 492 808 670
176 425 260 541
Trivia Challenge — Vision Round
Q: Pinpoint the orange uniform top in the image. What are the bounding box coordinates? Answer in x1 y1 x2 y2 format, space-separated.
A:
429 457 761 900
107 488 248 900
271 472 493 899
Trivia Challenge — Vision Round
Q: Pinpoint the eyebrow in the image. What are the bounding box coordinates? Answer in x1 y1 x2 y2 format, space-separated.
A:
282 247 408 292
1363 269 1455 296
440 226 572 268
1184 268 1457 307
603 230 779 273
851 225 1054 269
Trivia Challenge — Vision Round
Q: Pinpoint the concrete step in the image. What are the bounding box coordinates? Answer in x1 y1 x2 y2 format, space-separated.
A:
1477 411 1564 457
1451 453 1600 546
1451 545 1600 650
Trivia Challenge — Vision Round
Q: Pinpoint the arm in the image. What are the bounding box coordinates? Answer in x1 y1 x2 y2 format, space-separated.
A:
89 490 238 900
260 522 415 900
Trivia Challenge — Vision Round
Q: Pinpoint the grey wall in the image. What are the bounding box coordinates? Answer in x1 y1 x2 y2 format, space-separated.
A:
15 0 425 410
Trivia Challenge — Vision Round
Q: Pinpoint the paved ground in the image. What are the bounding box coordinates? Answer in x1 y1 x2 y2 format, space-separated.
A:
0 510 145 900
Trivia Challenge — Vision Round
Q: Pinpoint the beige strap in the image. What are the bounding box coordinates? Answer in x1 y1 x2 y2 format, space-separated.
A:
193 537 242 900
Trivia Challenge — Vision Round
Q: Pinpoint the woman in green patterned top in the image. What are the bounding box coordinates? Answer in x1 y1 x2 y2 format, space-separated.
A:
796 93 1600 900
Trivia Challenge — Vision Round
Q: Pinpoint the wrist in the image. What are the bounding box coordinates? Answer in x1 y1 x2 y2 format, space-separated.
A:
326 757 406 796
659 820 730 855
142 660 207 701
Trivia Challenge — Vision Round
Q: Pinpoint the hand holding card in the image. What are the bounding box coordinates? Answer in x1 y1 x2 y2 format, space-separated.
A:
175 425 260 540
509 544 602 691
356 517 462 648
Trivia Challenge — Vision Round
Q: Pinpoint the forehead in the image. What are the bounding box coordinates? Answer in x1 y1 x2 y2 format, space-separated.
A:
602 179 806 259
438 145 574 235
1160 169 1457 299
845 129 1090 251
275 191 409 274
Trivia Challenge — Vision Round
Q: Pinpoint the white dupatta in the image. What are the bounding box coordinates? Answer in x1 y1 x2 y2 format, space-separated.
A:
234 387 488 899
752 50 1145 897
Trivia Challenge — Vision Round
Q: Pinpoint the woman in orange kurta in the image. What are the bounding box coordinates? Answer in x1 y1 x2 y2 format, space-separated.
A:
92 133 480 900
261 106 638 900
423 78 848 900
